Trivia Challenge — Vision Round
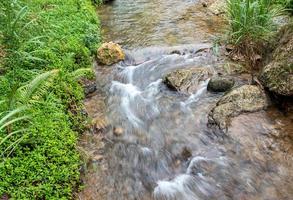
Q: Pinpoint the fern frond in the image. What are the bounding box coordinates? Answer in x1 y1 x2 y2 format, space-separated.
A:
1 135 25 158
70 68 93 80
17 70 59 103
0 115 30 130
0 128 27 146
0 106 27 130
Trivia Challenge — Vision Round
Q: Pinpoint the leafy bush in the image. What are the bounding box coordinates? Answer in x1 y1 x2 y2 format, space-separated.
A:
0 0 100 198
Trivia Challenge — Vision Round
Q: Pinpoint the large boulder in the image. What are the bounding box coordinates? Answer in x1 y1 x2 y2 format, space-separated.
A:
97 42 125 65
164 67 213 94
207 77 234 92
208 85 269 130
260 25 293 96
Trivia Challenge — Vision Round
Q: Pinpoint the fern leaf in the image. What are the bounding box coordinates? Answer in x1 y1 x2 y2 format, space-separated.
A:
17 70 59 103
70 68 93 80
0 115 30 130
0 128 27 146
1 135 25 158
0 106 27 129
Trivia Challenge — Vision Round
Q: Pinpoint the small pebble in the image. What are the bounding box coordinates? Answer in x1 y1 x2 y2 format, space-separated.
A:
113 127 124 136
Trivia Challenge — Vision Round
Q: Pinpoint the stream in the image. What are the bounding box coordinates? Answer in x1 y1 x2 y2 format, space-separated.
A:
77 1 293 200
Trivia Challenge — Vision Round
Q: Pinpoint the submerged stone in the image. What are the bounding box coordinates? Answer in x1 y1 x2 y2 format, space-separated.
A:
208 85 269 130
97 42 125 65
113 127 124 136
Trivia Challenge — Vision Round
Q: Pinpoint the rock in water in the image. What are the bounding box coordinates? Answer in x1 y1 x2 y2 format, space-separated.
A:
164 67 213 94
260 25 293 96
207 77 234 92
113 127 124 136
97 42 125 65
208 85 269 130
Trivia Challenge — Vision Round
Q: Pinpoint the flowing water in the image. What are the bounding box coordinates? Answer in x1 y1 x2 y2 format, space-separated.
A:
77 1 293 199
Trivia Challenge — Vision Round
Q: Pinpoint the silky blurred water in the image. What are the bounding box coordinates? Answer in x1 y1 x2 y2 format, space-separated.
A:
77 1 293 199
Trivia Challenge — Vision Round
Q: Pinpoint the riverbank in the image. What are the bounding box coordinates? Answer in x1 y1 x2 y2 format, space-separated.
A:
0 0 101 199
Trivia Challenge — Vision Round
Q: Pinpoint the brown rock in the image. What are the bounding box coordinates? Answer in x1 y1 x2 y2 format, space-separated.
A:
113 127 124 136
97 42 125 65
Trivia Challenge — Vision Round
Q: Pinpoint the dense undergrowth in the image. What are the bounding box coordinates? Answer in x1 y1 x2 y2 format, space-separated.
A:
0 0 101 199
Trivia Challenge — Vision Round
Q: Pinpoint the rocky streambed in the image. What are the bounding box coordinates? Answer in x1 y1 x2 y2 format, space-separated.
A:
77 0 293 199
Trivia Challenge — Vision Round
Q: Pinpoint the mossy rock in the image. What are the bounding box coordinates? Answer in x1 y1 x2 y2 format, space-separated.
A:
208 85 269 130
97 42 125 65
207 77 235 92
164 67 213 94
260 25 293 96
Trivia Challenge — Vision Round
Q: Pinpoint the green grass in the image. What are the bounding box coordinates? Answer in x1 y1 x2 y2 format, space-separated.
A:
275 0 293 14
225 0 283 80
226 0 278 44
0 0 101 199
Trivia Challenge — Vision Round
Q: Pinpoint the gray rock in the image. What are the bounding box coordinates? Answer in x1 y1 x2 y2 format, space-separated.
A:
207 77 235 92
164 67 213 94
208 85 269 130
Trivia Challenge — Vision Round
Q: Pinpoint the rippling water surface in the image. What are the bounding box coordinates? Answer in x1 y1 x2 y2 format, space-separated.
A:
78 1 293 199
98 0 224 48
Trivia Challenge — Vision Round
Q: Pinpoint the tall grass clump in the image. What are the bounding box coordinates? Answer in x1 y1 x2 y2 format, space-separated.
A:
275 0 293 14
226 0 281 80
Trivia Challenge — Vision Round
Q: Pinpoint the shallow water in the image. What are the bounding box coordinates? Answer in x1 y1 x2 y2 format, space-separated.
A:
77 1 293 200
98 0 224 48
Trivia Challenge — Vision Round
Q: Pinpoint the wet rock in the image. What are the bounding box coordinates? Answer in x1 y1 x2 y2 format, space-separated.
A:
181 147 192 160
170 50 181 55
164 67 213 94
97 42 125 65
202 1 208 7
260 25 293 96
208 0 226 15
113 127 124 136
208 85 269 130
207 77 235 92
80 78 97 96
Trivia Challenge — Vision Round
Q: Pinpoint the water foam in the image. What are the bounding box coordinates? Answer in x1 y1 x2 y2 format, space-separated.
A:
154 174 199 200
